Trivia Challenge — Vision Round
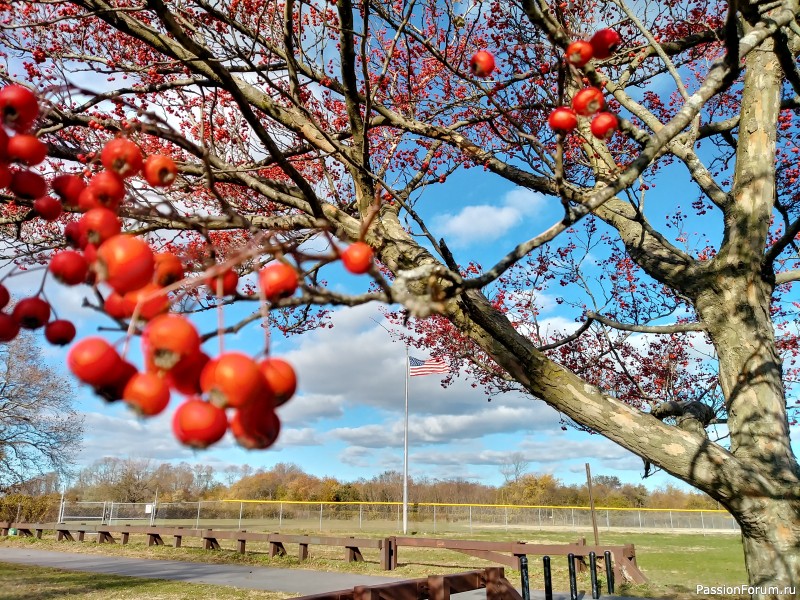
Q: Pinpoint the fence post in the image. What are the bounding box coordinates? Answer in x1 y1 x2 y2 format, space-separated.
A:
433 505 436 533
571 508 575 528
359 504 362 530
567 553 578 600
504 507 508 532
606 509 609 529
469 506 472 532
238 502 243 530
279 502 283 529
102 501 107 525
669 510 673 529
319 503 323 532
700 511 705 533
195 501 201 529
542 556 553 600
604 550 614 594
589 551 600 599
638 510 642 529
519 555 530 600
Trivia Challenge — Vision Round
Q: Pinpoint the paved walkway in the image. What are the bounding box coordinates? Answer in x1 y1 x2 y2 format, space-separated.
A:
0 547 633 599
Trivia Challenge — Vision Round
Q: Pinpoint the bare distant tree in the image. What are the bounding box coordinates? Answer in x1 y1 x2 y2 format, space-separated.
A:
0 335 82 492
500 452 530 485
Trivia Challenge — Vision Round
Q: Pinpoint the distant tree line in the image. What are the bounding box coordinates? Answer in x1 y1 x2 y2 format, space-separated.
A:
4 458 719 510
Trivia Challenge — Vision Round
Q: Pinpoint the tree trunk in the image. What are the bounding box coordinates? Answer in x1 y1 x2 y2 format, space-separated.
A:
729 495 800 598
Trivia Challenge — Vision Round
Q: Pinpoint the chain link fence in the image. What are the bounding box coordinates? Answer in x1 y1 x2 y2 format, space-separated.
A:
49 499 740 534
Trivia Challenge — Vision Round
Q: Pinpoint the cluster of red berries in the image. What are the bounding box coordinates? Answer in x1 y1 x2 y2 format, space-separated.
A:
0 85 78 346
547 29 622 139
68 316 297 450
0 83 380 451
467 30 621 139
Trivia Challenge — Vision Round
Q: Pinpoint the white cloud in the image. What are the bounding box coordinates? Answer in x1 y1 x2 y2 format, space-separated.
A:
331 404 561 449
520 436 642 470
277 393 346 426
433 187 546 247
77 409 195 464
273 427 323 447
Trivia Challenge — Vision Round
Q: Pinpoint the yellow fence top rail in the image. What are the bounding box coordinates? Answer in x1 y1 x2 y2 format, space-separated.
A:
222 499 729 513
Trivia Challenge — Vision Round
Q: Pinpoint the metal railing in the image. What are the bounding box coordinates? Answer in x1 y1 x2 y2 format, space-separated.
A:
53 498 740 534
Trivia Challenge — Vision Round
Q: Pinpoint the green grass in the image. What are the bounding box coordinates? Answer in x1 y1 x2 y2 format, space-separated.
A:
0 561 293 600
0 527 747 598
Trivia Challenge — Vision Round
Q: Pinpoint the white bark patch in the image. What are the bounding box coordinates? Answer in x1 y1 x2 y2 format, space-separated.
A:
663 442 686 456
611 410 636 428
565 384 602 419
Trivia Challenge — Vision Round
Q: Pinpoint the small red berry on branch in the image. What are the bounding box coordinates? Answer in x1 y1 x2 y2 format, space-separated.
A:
13 297 51 329
201 352 270 409
49 251 89 285
572 87 605 116
79 208 121 246
0 85 39 132
590 28 622 59
469 50 496 78
341 242 374 274
0 313 20 342
207 268 239 296
33 196 62 221
565 40 593 67
590 112 619 140
547 107 578 132
7 134 48 166
51 174 86 208
44 320 76 346
143 154 178 187
143 313 201 370
10 169 47 199
123 283 170 321
123 372 171 417
153 252 184 287
172 397 228 449
101 138 143 179
68 337 123 387
231 404 280 450
259 357 297 407
95 234 156 294
259 262 299 302
78 171 126 212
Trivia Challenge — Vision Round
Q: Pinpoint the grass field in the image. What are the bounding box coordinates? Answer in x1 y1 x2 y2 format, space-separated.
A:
0 561 292 600
0 528 748 598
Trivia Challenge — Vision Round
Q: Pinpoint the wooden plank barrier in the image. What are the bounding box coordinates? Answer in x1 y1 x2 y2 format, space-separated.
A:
292 567 522 600
0 521 645 583
0 521 389 569
390 536 647 584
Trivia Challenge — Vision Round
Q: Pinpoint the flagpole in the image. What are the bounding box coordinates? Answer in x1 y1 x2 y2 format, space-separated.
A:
403 344 409 535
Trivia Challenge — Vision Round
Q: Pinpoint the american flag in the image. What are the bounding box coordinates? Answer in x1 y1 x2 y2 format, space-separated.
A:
409 356 448 377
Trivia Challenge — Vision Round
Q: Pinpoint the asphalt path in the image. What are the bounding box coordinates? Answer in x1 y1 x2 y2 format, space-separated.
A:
0 546 635 599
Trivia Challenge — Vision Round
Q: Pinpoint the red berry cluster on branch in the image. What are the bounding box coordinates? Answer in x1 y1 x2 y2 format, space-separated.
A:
0 83 374 452
547 29 621 140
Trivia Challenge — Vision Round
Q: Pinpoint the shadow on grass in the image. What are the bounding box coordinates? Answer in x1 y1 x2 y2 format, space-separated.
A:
2 564 165 600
